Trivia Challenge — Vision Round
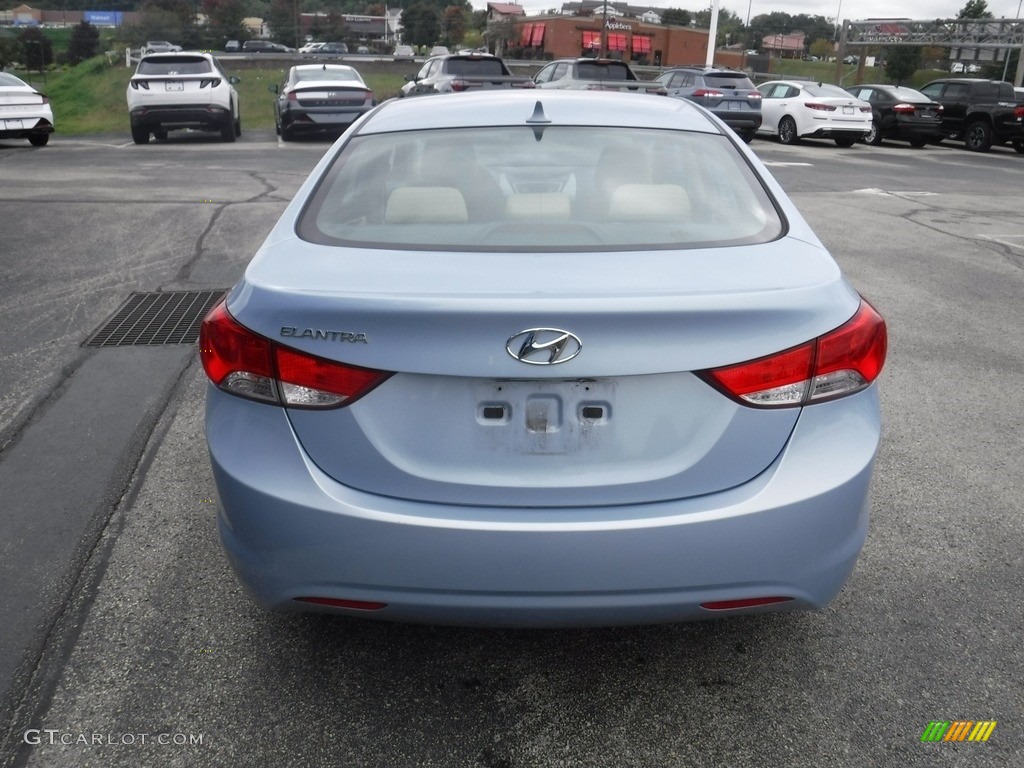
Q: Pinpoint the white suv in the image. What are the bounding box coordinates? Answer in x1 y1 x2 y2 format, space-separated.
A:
127 52 240 144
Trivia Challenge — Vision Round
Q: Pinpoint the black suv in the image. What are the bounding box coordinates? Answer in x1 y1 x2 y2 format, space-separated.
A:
653 67 762 142
918 78 1024 152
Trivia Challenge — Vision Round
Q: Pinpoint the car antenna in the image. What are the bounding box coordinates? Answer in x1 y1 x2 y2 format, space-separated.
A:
526 100 551 141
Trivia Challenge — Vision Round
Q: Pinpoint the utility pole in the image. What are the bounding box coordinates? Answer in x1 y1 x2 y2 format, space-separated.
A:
705 0 720 67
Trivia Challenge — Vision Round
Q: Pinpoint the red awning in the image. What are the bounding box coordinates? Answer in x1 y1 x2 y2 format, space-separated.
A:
607 33 627 52
582 30 600 49
632 36 650 54
530 23 545 47
520 23 534 46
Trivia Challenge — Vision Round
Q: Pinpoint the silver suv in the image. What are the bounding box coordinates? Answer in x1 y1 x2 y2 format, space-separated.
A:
654 67 762 143
127 52 240 144
143 40 182 54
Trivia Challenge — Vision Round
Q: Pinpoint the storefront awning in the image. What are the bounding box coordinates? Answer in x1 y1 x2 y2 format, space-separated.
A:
520 23 534 46
530 23 545 47
632 36 650 54
582 30 600 49
607 33 627 52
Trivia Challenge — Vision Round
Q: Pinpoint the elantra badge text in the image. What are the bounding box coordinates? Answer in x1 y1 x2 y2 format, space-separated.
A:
280 327 368 343
506 328 582 365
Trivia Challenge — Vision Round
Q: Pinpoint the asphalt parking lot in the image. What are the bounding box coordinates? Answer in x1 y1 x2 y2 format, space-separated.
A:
1 128 1022 767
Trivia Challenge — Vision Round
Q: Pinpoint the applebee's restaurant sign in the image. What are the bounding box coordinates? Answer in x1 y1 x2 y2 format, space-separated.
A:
606 19 631 30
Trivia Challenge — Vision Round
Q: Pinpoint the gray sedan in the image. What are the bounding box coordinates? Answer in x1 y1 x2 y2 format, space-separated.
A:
201 90 887 627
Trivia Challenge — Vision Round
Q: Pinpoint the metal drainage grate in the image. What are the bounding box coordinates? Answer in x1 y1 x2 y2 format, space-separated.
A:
84 290 226 347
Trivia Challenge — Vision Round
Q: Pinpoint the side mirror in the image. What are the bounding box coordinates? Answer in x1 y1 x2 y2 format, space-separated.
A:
229 75 241 84
405 74 417 82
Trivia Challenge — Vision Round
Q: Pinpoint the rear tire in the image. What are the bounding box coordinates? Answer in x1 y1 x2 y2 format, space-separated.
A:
280 124 293 142
864 122 882 145
964 120 992 152
1012 140 1024 154
153 128 168 141
834 137 856 147
234 115 241 137
778 116 799 145
27 133 49 146
909 137 928 148
739 130 755 143
220 117 236 143
131 125 149 145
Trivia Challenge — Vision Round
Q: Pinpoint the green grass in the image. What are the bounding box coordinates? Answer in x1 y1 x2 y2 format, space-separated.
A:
13 58 411 136
767 59 949 89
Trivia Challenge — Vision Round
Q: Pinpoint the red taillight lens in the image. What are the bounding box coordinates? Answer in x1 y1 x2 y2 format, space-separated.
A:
693 88 724 98
893 103 917 114
699 299 887 408
805 102 836 111
199 302 276 402
859 106 872 113
701 597 793 611
747 91 762 100
287 90 298 102
1014 104 1024 119
199 301 391 408
276 346 390 408
450 79 469 92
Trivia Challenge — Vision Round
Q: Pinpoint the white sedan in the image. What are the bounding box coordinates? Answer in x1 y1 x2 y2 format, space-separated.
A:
757 79 871 147
0 72 54 147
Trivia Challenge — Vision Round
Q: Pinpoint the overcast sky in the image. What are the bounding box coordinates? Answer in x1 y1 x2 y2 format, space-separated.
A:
470 0 1024 23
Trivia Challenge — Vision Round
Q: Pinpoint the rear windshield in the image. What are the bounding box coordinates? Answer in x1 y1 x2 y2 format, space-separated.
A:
298 126 783 251
804 82 855 98
445 58 507 76
576 62 635 81
138 56 211 75
704 73 755 89
296 68 360 82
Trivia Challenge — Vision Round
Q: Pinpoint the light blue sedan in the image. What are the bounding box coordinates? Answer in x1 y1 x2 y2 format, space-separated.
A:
201 90 887 627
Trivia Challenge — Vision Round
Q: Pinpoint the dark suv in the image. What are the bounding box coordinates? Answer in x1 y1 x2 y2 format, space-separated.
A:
918 78 1024 152
653 67 762 142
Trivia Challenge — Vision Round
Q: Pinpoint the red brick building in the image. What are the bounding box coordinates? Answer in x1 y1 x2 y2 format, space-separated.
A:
511 14 742 69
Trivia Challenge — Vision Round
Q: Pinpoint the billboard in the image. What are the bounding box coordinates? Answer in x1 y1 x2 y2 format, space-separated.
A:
84 11 123 26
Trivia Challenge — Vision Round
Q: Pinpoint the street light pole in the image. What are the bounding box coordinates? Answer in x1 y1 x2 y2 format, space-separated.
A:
705 0 720 67
1002 0 1023 83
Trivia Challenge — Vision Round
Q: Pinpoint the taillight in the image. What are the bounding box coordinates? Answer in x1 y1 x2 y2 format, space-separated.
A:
892 103 917 114
698 300 887 408
859 106 872 113
450 79 470 92
693 88 724 98
1015 104 1024 119
199 301 391 408
287 91 299 102
199 78 222 88
747 91 762 100
805 102 836 111
130 80 150 90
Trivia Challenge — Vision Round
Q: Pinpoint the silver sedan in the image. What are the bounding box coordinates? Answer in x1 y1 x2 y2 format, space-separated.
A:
201 90 887 627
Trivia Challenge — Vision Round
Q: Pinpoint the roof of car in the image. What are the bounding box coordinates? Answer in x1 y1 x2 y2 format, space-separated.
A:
356 90 720 136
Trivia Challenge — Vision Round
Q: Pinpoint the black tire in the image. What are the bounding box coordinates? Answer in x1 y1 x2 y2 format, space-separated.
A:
27 133 49 147
834 137 857 148
739 130 755 144
864 121 882 145
280 124 293 142
234 114 241 137
1013 140 1024 155
964 120 992 152
131 125 149 145
220 116 236 143
153 128 168 141
778 116 799 145
909 137 928 148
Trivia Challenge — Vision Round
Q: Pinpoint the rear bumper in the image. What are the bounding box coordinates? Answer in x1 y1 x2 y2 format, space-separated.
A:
130 104 231 130
0 116 54 139
206 385 880 627
279 106 370 133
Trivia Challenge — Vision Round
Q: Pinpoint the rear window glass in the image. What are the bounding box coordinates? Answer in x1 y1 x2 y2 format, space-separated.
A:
296 68 360 82
704 73 755 89
445 58 507 76
576 62 634 81
297 126 783 252
804 82 855 98
138 56 211 75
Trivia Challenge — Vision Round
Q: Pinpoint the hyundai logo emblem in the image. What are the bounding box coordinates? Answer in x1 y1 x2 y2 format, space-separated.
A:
506 328 582 365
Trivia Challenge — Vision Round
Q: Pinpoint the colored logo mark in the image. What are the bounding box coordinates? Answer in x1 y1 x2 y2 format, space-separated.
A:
921 721 997 742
